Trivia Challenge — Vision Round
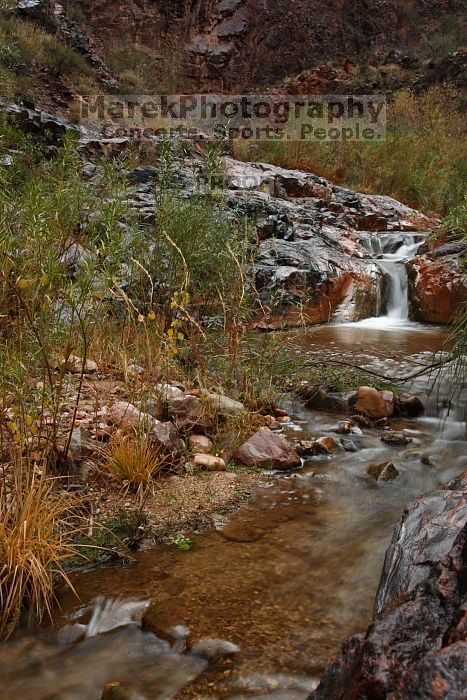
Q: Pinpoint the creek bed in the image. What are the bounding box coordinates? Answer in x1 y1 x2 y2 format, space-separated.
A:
1 322 465 700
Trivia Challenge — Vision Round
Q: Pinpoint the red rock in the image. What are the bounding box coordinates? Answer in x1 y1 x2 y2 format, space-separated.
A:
408 245 467 324
355 386 394 419
315 436 341 454
234 427 301 470
108 401 156 428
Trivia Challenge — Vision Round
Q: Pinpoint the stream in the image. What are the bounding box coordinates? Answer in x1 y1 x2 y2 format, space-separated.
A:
0 242 466 700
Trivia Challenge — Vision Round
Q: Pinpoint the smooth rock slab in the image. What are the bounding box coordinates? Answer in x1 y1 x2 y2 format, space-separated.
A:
235 427 301 470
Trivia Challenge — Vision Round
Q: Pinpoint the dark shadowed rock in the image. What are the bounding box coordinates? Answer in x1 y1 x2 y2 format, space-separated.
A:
235 427 301 470
367 461 399 482
381 431 412 447
311 471 467 700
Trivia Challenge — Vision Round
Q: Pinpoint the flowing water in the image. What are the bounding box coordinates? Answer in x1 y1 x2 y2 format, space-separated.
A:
356 232 425 328
1 238 466 699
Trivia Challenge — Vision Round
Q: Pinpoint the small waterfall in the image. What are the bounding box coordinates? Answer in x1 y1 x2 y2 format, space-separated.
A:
356 232 426 327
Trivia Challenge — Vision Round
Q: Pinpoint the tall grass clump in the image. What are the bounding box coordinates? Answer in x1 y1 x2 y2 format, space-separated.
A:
0 465 79 639
102 433 170 493
233 86 466 217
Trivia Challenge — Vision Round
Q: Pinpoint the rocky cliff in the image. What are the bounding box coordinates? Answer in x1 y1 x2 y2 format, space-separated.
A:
72 0 465 91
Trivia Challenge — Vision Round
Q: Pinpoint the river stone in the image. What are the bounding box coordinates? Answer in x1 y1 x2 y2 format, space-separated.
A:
190 638 240 663
314 436 341 454
155 383 184 401
367 461 399 482
355 386 394 419
381 431 412 446
235 427 301 470
396 394 425 417
151 422 183 453
193 454 226 471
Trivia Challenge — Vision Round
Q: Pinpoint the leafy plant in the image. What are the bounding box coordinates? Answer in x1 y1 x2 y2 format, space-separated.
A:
169 533 192 551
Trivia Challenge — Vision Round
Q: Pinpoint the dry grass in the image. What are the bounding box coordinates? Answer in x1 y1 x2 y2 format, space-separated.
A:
0 464 79 640
233 86 466 216
102 433 170 492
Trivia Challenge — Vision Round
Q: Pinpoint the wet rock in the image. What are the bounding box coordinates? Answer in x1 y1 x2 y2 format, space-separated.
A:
189 435 213 454
355 386 394 419
367 461 399 482
101 681 133 700
341 439 358 453
108 401 156 429
190 638 240 663
167 395 215 432
311 471 467 699
235 427 301 470
333 421 353 434
298 385 357 413
396 393 425 418
314 436 341 455
193 454 227 471
408 243 467 325
381 431 412 446
295 440 319 457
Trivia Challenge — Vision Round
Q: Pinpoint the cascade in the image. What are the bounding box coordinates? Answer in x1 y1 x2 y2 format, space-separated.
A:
357 232 425 325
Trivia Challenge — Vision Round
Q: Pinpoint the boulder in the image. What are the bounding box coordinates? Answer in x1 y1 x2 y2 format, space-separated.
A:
235 427 301 470
311 472 467 699
189 435 213 454
367 461 399 482
408 243 467 325
298 385 357 413
193 454 227 471
355 386 394 419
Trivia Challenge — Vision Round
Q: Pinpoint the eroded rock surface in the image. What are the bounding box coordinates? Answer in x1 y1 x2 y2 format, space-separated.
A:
311 471 467 699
